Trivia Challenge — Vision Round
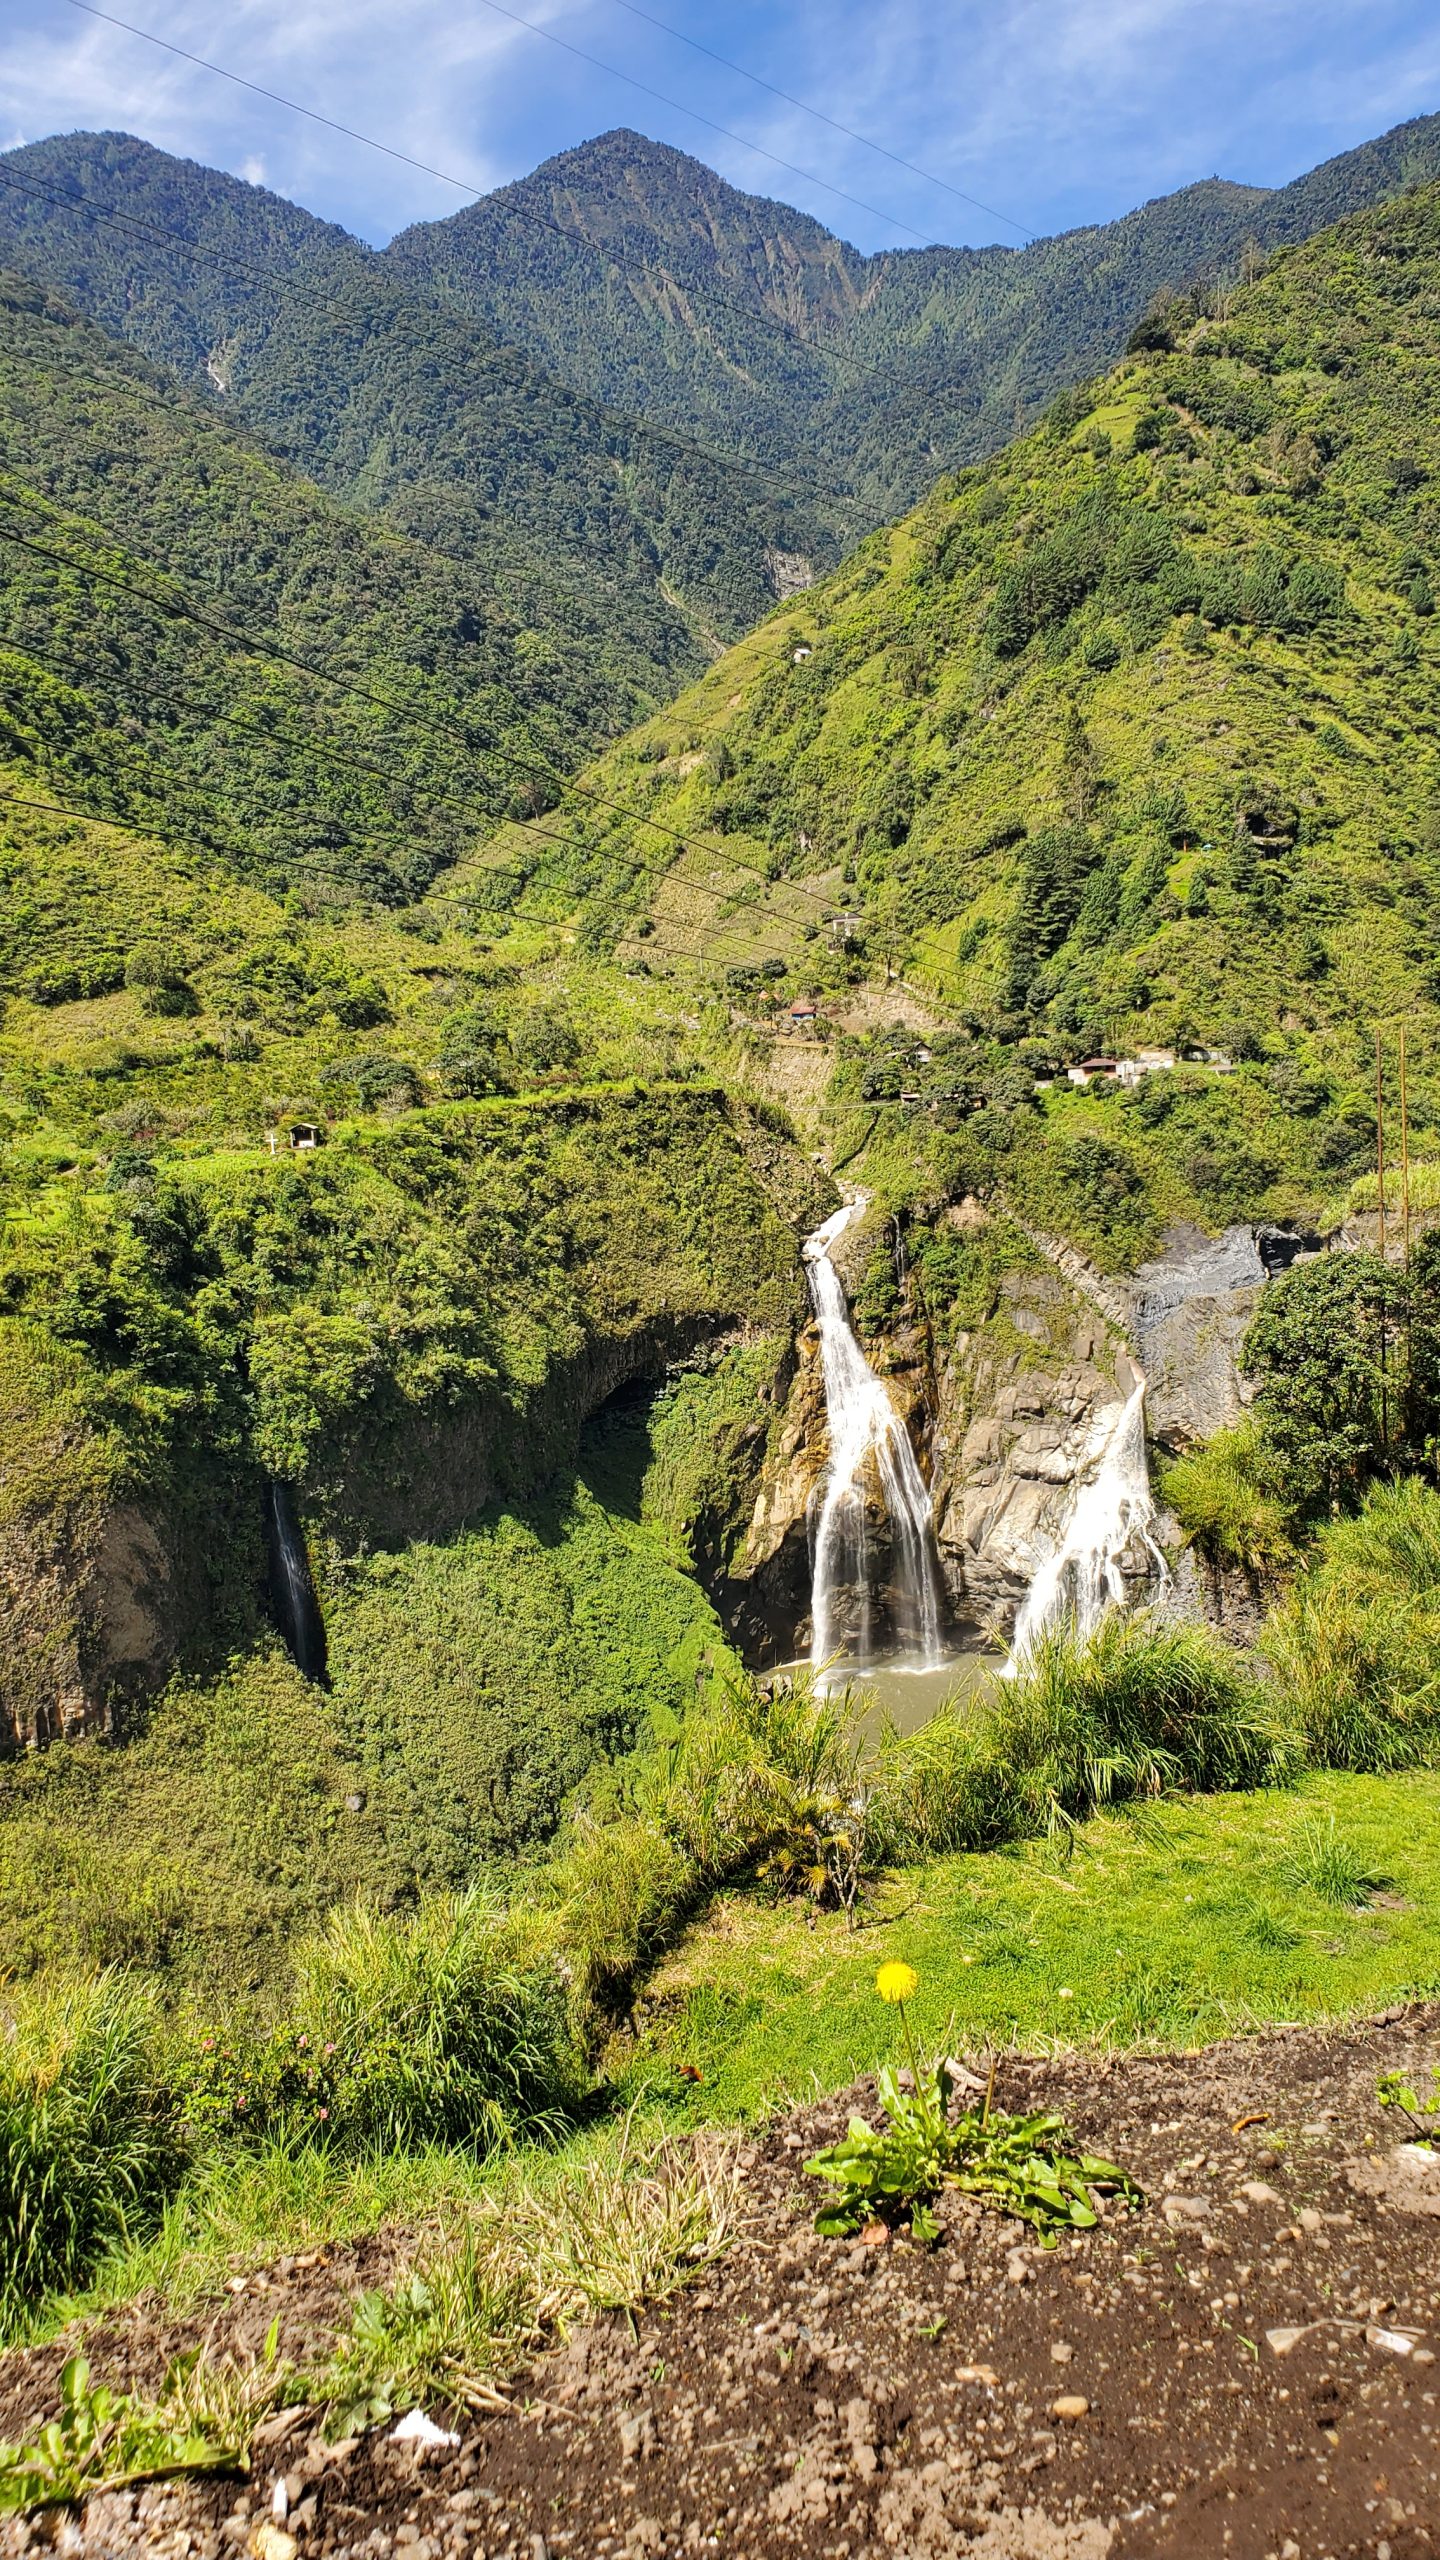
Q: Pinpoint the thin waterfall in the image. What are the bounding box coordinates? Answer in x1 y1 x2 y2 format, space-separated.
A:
263 1478 329 1684
804 1201 946 1672
1007 1378 1168 1667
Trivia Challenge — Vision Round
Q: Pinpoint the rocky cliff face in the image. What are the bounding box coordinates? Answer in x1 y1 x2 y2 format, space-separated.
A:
931 1264 1139 1629
727 1200 1315 1650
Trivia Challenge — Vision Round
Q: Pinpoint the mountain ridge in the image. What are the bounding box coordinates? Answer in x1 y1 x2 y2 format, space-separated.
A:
0 131 834 717
386 111 1440 520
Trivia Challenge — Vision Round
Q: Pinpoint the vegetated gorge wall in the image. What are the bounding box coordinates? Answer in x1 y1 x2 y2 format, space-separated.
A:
0 1087 831 1752
724 1198 1326 1656
4 1093 1427 1752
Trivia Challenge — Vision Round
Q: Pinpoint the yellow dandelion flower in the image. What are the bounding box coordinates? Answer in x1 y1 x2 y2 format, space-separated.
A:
875 1960 918 2006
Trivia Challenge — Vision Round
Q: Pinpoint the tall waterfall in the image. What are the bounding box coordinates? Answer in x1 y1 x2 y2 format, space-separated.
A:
263 1478 329 1685
804 1201 946 1671
1008 1379 1167 1666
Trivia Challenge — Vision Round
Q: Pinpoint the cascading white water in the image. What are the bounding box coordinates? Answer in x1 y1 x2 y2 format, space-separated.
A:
1007 1378 1168 1667
804 1200 946 1673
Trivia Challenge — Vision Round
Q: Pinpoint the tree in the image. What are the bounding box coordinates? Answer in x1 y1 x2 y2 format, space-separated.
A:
1242 1253 1415 1510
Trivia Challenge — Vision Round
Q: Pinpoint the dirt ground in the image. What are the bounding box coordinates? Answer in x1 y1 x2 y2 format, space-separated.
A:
4 2003 1440 2560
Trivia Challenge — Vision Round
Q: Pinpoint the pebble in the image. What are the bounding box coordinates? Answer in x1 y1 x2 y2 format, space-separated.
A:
1049 2342 1074 2364
248 2528 297 2560
1051 2396 1089 2421
1240 2180 1283 2206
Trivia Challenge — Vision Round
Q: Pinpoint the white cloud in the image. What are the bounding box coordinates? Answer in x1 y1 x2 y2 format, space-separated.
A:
0 0 1435 251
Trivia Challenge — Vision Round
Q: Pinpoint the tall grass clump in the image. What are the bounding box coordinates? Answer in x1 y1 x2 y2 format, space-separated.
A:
867 1613 1292 1862
995 1611 1294 1825
186 1892 578 2157
554 1673 867 2012
1261 1477 1440 1770
0 1973 182 2328
1161 1423 1298 1577
866 1705 1018 1864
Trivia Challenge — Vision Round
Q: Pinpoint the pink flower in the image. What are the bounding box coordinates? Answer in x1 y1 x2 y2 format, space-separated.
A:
317 2107 329 2121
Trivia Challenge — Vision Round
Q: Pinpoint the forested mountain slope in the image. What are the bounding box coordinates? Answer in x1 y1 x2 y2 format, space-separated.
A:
518 181 1440 1262
0 133 831 697
0 265 631 900
0 252 833 1759
388 115 1440 524
5 113 1440 669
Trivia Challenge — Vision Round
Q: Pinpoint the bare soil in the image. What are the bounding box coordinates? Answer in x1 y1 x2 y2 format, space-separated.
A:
5 2005 1440 2560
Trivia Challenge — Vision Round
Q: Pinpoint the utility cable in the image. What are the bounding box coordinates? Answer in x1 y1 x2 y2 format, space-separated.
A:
423 0 937 244
595 0 1037 240
0 478 965 975
0 775 715 959
0 159 866 524
62 0 940 249
2 624 723 959
0 486 853 932
0 574 800 956
47 5 903 387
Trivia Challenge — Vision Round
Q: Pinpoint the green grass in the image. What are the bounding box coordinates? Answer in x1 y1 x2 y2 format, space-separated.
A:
0 1974 183 2322
612 1771 1440 2121
3 1765 1437 2352
1160 1423 1300 1576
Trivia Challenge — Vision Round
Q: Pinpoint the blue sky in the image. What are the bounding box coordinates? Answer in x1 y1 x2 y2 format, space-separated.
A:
2 0 1438 253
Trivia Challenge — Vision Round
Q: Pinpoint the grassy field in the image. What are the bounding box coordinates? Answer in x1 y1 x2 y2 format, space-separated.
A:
611 1770 1440 2122
3 1764 1429 2353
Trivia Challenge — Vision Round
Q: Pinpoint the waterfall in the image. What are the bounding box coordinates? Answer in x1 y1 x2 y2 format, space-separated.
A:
263 1479 329 1685
804 1201 946 1672
1007 1379 1168 1667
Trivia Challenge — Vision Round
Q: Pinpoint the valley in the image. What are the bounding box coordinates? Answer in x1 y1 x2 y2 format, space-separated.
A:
1 93 1440 2556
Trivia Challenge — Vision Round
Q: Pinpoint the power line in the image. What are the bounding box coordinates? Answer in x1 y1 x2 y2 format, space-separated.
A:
595 0 1038 242
7 622 732 962
47 4 897 388
0 624 720 957
0 533 813 955
62 0 941 249
0 158 864 526
0 477 968 979
437 0 938 245
0 775 714 961
0 482 857 936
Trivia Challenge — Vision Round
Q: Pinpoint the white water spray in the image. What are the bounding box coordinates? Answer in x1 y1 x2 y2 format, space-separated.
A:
1007 1378 1168 1667
804 1201 946 1673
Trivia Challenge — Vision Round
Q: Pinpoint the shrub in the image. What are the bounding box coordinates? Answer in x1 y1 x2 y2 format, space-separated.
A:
989 1611 1293 1828
0 1975 182 2325
666 1677 866 1902
1260 1479 1440 1770
184 1894 578 2157
1161 1424 1298 1576
557 1673 871 2011
1242 1252 1417 1509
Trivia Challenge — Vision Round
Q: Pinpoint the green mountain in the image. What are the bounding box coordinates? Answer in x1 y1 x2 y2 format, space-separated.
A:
0 264 639 902
7 110 1440 675
0 257 832 1792
0 132 833 698
515 178 1440 1267
388 116 1440 525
